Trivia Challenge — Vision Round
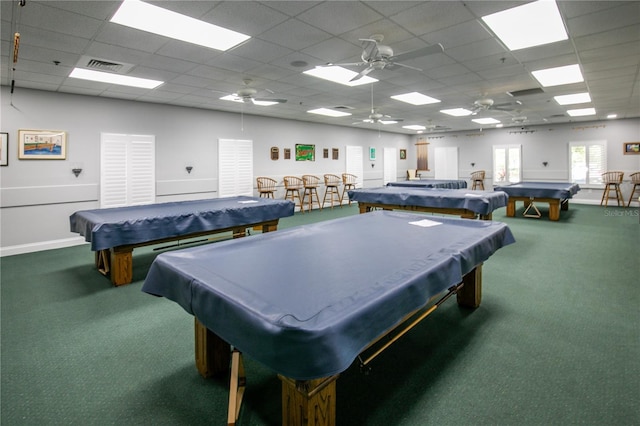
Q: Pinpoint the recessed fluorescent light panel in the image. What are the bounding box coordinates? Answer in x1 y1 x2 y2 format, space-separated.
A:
69 68 163 89
391 92 440 105
111 0 250 51
402 125 426 131
220 95 278 106
482 0 567 50
607 114 617 119
532 64 583 87
554 92 591 105
567 108 596 117
307 108 352 117
303 66 377 86
440 108 473 117
472 118 501 125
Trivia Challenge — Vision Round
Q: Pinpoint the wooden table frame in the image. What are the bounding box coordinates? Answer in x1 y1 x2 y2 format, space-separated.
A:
95 219 281 286
505 196 569 221
356 201 493 220
194 265 483 425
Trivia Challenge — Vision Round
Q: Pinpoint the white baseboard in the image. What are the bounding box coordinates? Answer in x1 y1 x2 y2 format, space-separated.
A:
0 237 88 257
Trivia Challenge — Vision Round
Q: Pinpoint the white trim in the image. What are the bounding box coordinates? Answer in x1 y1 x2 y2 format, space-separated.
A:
0 237 87 257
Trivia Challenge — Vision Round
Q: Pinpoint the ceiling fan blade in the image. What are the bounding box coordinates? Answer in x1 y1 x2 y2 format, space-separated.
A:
349 66 374 82
326 62 365 67
392 43 443 62
391 62 422 72
359 38 380 60
253 97 287 103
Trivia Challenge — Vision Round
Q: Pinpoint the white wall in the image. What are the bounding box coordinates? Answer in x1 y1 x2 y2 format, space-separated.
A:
0 87 411 253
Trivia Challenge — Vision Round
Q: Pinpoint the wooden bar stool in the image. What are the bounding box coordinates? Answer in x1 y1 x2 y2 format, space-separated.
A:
256 177 277 198
627 172 640 207
302 175 322 212
600 171 624 206
322 174 342 209
341 173 357 205
471 170 485 190
283 176 305 213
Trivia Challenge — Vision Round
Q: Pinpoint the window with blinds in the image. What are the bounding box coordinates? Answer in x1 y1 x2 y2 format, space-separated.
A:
100 133 155 208
569 140 606 186
218 139 253 197
493 144 522 184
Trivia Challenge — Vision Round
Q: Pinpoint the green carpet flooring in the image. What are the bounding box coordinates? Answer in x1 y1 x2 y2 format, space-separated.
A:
1 203 638 425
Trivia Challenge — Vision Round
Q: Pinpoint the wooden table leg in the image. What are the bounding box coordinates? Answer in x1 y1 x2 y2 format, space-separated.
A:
505 199 516 217
280 375 338 426
110 247 133 286
195 318 231 378
548 200 560 221
457 264 482 308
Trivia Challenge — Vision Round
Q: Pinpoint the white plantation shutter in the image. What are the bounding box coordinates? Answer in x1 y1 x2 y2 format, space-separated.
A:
570 140 606 185
100 133 155 208
218 139 253 197
434 147 458 179
345 145 364 188
383 147 397 184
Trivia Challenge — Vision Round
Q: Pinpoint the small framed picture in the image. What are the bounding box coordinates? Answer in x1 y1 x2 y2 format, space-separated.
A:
332 148 339 160
399 149 406 160
369 147 376 161
623 142 640 155
18 129 67 160
323 148 329 159
284 148 291 160
1 132 8 166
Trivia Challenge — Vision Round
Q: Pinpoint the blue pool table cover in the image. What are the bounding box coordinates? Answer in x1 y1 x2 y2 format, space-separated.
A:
387 179 468 189
493 182 580 199
142 211 515 380
70 196 295 251
347 187 508 216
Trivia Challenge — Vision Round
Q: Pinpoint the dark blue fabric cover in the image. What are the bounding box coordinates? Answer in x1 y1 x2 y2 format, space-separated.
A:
494 182 580 199
70 196 294 251
142 211 515 380
347 187 508 215
388 179 468 189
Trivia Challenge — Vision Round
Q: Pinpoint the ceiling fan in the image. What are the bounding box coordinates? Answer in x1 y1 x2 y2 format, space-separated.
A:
424 121 450 132
329 34 444 82
471 98 521 115
353 85 403 125
217 78 287 105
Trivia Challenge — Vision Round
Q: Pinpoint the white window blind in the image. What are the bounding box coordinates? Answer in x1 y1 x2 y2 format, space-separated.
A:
100 133 155 208
345 145 364 188
383 147 397 184
218 139 253 197
569 140 607 186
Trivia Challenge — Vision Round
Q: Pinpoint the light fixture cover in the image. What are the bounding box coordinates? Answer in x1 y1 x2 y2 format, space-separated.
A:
69 68 163 89
532 64 583 87
303 66 377 86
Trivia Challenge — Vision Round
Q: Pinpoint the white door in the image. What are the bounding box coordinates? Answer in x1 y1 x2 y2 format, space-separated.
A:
218 139 253 197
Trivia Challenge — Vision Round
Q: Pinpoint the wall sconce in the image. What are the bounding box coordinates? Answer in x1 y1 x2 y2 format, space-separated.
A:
72 168 82 177
371 163 375 168
186 166 193 174
470 162 475 167
542 161 548 167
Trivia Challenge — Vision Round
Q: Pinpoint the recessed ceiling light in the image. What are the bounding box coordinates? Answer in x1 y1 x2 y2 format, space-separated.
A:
607 114 618 119
402 125 426 131
472 118 501 125
69 68 163 89
379 120 398 125
554 92 591 105
532 64 583 87
307 108 352 117
111 0 250 51
496 124 504 128
440 108 473 117
220 95 278 106
482 0 567 51
567 108 596 117
303 66 377 86
391 92 440 105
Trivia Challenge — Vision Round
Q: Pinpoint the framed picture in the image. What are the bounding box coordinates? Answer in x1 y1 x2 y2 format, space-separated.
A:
323 148 329 159
18 129 67 159
399 149 406 160
270 146 279 160
1 132 8 166
332 148 339 160
284 148 291 160
623 142 640 155
295 144 315 161
369 147 376 161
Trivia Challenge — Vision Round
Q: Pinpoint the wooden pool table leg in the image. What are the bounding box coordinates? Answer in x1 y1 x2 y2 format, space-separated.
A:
457 265 482 308
505 199 516 217
280 375 338 426
194 318 231 378
110 247 133 286
548 200 560 221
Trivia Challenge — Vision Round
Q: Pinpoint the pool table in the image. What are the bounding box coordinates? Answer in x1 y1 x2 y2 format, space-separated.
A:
494 181 580 221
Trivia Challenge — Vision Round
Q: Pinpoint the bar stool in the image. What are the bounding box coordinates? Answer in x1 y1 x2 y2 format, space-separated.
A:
626 172 640 207
341 173 357 204
407 169 419 180
283 176 305 213
256 177 277 198
600 171 624 206
322 174 342 209
302 175 322 212
471 170 485 190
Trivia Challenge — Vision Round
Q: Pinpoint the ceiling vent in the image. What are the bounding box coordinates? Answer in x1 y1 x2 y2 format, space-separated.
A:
76 55 135 74
333 105 355 110
507 88 544 97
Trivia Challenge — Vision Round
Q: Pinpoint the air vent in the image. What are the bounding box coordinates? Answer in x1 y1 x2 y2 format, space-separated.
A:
86 59 123 72
76 55 135 74
507 88 544 97
548 114 566 118
333 105 355 110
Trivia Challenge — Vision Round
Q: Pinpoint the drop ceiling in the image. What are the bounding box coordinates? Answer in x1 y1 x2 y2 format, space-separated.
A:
1 1 638 134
